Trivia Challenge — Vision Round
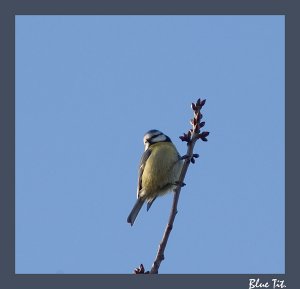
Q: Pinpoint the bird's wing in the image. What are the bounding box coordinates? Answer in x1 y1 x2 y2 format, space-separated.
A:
137 148 152 198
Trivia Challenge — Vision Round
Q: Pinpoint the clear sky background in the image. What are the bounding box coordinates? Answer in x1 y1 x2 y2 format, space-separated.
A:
15 15 284 274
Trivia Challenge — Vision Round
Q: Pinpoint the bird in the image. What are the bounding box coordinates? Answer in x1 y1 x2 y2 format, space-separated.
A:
127 129 183 226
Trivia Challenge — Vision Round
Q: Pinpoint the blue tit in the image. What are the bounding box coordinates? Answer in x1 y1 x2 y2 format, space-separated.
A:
127 129 183 226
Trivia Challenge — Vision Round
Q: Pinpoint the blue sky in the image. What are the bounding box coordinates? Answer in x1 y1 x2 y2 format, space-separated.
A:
15 15 284 274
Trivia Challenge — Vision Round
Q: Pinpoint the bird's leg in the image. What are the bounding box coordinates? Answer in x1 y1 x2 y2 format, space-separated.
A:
180 153 199 164
174 181 186 187
180 154 190 160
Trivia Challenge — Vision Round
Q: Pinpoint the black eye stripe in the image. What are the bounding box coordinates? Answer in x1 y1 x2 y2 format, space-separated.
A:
143 130 171 145
144 130 161 141
149 133 162 140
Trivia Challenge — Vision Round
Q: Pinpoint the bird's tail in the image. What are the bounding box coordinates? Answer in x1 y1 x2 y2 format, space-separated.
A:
127 198 144 226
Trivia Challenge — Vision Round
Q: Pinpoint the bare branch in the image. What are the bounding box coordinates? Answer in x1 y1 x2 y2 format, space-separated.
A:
149 98 209 274
133 264 149 274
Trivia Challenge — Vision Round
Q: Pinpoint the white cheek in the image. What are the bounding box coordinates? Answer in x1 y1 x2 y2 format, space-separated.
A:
143 132 153 143
151 134 167 142
144 143 149 151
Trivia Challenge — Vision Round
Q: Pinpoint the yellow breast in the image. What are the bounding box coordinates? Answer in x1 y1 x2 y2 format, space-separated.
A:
140 142 182 201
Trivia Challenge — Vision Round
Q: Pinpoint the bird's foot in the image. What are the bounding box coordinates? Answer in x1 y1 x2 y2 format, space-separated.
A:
180 153 199 164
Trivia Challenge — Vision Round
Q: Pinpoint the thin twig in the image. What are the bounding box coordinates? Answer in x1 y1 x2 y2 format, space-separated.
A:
149 98 209 274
